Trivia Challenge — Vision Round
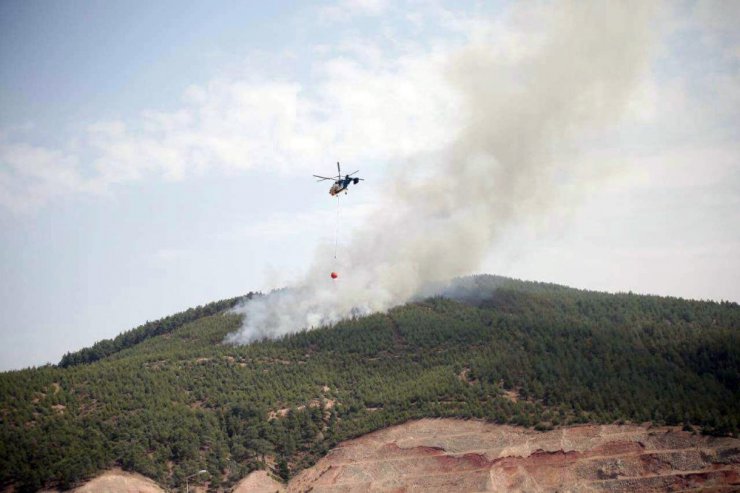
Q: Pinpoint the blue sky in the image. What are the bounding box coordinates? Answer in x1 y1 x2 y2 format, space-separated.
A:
1 0 738 370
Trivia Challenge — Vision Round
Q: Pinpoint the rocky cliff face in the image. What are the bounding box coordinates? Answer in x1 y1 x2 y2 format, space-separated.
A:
260 419 739 492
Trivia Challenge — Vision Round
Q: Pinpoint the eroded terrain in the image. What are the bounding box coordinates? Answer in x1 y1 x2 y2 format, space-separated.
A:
279 419 740 492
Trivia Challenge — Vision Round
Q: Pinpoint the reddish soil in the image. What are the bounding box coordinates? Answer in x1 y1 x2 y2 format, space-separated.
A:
286 419 740 492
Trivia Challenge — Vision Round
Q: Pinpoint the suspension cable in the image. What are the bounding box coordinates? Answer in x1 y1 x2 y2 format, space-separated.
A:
334 195 339 261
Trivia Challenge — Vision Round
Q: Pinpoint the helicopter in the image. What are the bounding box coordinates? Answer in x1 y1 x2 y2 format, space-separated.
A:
313 162 364 196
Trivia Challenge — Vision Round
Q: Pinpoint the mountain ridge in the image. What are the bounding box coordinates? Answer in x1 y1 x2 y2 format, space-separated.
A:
57 293 255 368
1 274 737 491
55 274 739 370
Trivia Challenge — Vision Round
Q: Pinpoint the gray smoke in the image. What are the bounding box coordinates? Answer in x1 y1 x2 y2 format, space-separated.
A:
225 1 657 344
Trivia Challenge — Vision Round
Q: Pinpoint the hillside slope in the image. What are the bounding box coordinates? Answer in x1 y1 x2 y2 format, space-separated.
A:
1 276 738 491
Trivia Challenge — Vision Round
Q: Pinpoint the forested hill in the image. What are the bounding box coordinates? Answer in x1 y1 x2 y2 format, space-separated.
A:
1 276 738 492
58 293 255 367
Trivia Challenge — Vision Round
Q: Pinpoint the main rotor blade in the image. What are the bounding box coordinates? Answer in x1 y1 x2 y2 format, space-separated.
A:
337 161 341 175
346 170 360 176
313 175 333 181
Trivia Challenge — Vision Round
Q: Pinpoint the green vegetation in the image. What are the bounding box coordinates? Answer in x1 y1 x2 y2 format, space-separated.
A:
1 275 738 491
58 294 253 367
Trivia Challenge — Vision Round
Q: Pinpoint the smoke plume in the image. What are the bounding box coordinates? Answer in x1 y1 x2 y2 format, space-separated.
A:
226 1 657 344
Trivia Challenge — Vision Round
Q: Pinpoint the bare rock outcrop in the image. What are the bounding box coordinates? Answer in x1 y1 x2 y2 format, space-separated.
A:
232 470 285 493
72 468 165 493
287 419 740 492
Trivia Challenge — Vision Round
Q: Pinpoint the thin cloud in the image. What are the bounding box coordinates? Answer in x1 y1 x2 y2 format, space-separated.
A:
0 37 459 212
318 0 389 23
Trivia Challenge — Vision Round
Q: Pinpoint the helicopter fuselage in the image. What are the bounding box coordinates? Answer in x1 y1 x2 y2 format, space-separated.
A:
315 163 362 196
329 176 359 196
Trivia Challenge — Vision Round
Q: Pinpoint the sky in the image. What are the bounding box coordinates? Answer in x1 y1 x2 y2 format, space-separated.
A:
0 0 738 371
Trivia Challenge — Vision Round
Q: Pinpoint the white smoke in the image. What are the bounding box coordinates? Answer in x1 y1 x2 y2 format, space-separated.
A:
226 1 658 344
